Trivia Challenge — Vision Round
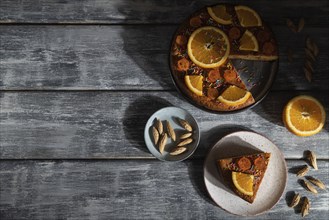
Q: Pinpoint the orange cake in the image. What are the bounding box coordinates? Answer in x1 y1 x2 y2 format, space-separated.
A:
170 4 278 112
218 153 271 203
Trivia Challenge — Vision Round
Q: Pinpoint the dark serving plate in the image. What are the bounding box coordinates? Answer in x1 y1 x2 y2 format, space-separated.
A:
169 5 279 114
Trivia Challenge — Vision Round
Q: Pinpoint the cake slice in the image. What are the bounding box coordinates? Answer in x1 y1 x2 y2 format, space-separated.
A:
227 27 278 61
218 152 271 203
203 60 255 109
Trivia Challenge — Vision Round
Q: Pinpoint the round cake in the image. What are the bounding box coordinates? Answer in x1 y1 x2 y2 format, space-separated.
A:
170 4 278 112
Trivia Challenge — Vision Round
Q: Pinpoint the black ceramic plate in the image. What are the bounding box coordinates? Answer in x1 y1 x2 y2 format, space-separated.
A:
169 4 279 113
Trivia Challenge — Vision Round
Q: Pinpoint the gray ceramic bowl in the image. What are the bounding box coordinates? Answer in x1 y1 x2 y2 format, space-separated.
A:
144 107 200 162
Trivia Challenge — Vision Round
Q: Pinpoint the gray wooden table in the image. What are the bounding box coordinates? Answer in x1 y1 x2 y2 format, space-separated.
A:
0 0 328 219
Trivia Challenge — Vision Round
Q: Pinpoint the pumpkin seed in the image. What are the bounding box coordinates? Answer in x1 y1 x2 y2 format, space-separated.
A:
301 197 310 217
305 48 316 62
289 193 301 208
297 165 309 177
297 17 305 32
302 179 318 194
307 176 326 190
304 59 314 73
286 18 297 33
307 150 318 170
311 41 319 56
304 67 312 83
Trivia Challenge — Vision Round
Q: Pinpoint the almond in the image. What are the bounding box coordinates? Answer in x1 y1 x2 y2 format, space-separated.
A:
170 146 187 155
177 138 193 147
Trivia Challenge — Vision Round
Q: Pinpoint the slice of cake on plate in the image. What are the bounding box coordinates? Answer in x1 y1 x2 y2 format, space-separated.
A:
218 152 271 203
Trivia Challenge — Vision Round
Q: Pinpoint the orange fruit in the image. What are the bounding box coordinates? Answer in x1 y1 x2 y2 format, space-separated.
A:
232 172 254 196
239 30 259 52
217 85 251 106
187 26 230 69
185 75 204 96
283 95 326 137
207 5 232 25
235 5 262 27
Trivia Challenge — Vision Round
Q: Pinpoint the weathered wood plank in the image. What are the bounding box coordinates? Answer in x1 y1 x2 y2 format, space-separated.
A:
0 160 328 219
0 0 328 26
1 91 328 159
0 25 328 90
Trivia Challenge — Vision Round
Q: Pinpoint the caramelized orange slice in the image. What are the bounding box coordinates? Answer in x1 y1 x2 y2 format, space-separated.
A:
185 75 204 96
239 30 259 52
217 85 251 106
187 26 230 68
232 172 254 196
207 5 232 25
235 5 262 27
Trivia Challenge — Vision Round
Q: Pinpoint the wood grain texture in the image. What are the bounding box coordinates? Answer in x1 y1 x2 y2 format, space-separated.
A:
1 91 328 159
1 25 328 90
0 160 328 220
0 0 328 26
1 0 328 219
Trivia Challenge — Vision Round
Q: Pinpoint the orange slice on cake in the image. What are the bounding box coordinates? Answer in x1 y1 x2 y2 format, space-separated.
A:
232 172 254 196
217 85 251 106
187 26 230 69
218 153 271 203
235 5 262 27
239 30 259 52
185 75 204 96
207 5 233 25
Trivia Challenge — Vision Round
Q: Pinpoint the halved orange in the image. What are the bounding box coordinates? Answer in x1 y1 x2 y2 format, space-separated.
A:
207 5 232 25
185 75 204 96
187 26 230 69
283 95 326 137
235 5 262 27
217 85 251 106
232 172 254 196
239 30 259 52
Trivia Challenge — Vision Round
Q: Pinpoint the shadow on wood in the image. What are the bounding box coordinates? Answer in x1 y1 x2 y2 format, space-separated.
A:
185 124 254 207
184 159 218 207
197 124 253 158
251 91 286 128
120 22 176 90
123 95 172 154
288 165 308 175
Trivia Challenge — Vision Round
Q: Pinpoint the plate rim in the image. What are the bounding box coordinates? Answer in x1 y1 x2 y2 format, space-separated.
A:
144 106 200 162
203 130 288 216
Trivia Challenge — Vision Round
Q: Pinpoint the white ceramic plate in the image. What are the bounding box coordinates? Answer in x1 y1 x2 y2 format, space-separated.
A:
204 131 287 216
144 107 200 162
